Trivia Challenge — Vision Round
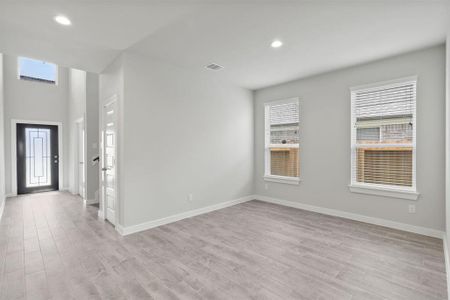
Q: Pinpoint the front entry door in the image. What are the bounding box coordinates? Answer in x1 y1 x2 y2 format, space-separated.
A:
17 124 59 194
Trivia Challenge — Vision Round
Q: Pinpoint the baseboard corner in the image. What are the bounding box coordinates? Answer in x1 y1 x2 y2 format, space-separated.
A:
84 198 99 205
115 224 126 236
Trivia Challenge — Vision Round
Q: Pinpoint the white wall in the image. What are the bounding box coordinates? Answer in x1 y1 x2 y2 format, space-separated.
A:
446 35 450 240
0 54 5 210
100 52 254 227
255 45 446 231
3 54 70 194
85 73 99 202
68 68 86 195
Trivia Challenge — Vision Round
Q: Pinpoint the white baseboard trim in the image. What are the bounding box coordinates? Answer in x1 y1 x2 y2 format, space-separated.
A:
98 210 105 220
84 198 99 205
117 195 255 236
0 196 5 221
116 224 126 235
255 195 444 239
443 235 450 300
6 193 17 198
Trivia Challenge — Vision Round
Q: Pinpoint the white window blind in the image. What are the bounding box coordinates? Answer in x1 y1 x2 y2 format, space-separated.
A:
264 98 300 180
351 78 416 190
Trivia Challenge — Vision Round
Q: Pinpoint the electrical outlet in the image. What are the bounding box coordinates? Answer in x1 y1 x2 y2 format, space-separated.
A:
264 183 269 190
408 204 416 214
187 193 193 201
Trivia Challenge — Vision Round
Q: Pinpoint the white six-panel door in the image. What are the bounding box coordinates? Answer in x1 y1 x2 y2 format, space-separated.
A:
102 99 117 225
77 122 85 198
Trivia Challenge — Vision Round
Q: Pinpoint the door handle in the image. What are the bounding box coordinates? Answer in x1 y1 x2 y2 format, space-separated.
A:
102 167 110 171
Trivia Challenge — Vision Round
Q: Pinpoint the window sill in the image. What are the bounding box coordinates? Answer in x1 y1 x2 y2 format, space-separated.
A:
348 183 419 200
264 175 300 185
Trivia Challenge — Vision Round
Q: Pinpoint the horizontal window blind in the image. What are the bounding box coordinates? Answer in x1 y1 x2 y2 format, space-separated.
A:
265 99 300 178
351 79 416 189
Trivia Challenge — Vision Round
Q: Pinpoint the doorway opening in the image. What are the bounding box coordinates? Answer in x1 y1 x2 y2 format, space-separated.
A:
74 118 86 199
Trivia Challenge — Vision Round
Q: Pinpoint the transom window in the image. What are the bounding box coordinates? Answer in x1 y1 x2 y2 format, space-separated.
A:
351 78 417 192
18 57 57 84
264 98 300 184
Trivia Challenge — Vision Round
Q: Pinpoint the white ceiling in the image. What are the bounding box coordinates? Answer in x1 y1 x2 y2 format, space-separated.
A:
0 1 448 89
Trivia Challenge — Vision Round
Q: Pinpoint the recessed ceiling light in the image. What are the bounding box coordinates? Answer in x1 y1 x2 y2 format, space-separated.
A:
54 15 71 26
271 40 283 48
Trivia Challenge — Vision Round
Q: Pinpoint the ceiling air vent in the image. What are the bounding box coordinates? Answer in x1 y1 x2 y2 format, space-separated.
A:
205 63 224 71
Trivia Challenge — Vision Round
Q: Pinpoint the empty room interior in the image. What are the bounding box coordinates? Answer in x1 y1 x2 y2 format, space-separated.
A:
1 1 450 299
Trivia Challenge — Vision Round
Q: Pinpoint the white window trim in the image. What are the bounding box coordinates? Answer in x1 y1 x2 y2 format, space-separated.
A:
264 97 300 184
348 183 419 201
349 76 418 198
264 174 301 185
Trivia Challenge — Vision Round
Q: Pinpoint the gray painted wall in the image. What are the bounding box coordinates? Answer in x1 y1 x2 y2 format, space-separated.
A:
116 52 254 227
254 45 446 231
0 54 5 208
446 36 450 240
3 54 70 194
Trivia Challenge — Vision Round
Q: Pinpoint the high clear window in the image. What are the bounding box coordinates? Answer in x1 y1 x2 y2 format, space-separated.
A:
265 99 300 180
351 79 416 190
18 57 57 84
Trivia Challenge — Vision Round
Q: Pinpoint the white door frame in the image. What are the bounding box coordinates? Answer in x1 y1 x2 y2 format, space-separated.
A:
73 117 86 199
98 94 118 226
11 119 64 196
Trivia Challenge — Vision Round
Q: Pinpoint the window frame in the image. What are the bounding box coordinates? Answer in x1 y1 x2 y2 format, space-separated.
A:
17 57 59 85
264 97 301 185
349 76 419 200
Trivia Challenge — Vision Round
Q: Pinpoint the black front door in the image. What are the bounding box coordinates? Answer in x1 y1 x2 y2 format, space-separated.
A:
17 124 59 194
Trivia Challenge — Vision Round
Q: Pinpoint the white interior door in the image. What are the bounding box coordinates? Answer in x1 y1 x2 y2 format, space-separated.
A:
102 100 116 224
77 122 85 198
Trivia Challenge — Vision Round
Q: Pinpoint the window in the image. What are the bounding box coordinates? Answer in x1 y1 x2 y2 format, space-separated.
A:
18 57 57 84
350 77 417 199
264 98 300 184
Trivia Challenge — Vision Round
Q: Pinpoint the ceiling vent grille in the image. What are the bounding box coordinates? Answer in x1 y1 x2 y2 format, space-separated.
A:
205 63 224 71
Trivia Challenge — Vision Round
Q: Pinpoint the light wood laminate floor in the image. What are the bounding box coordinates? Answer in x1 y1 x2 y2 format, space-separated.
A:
0 192 447 299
